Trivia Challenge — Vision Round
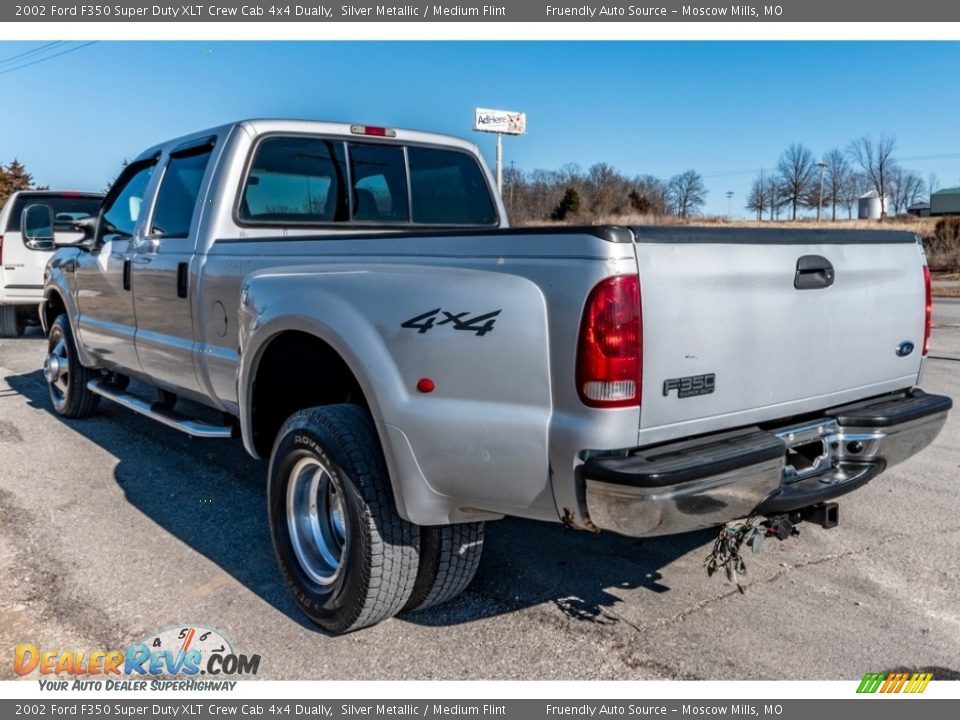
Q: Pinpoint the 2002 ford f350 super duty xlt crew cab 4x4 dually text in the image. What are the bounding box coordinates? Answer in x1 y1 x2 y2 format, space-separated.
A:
34 119 951 633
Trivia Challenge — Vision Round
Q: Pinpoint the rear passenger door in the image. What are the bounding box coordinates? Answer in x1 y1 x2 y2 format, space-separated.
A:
131 137 215 394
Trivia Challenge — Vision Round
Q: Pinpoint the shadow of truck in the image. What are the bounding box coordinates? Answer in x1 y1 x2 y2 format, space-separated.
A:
6 368 713 632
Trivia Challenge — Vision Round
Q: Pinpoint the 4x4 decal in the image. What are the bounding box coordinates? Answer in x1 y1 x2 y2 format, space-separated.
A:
401 308 502 337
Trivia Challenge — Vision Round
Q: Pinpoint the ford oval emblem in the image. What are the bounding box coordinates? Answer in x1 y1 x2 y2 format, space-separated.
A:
897 341 915 357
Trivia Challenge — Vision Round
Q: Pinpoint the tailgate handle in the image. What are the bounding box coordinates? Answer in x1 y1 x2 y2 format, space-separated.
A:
794 255 834 290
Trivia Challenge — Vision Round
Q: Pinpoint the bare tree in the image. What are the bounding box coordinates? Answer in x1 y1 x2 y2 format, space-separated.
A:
667 170 707 218
502 164 525 221
764 174 784 220
628 175 669 216
776 143 817 220
888 166 925 216
747 171 770 221
847 135 897 220
836 171 868 219
822 149 852 221
585 162 628 216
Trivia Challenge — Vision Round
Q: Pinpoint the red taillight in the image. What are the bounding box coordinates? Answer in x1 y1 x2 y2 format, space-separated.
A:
350 124 396 138
0 235 4 265
923 265 932 356
577 275 642 408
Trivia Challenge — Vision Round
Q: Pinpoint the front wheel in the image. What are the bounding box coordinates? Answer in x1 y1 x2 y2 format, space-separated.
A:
267 404 420 634
44 315 99 418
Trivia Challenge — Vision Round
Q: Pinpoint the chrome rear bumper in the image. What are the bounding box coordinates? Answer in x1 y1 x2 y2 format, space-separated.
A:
583 390 951 537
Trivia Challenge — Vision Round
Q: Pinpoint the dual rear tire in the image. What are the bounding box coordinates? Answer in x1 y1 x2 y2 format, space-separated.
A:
267 405 484 634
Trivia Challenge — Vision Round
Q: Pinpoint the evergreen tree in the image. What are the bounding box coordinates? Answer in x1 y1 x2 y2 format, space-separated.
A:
551 187 581 221
0 159 36 207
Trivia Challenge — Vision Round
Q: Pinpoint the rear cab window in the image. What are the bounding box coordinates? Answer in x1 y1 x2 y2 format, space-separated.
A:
239 136 348 223
151 143 215 237
238 134 497 228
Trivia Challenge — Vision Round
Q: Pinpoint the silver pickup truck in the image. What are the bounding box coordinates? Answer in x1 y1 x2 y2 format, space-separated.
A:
34 119 951 634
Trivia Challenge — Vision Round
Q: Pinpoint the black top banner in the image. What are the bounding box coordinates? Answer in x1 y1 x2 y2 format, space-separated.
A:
3 1 958 22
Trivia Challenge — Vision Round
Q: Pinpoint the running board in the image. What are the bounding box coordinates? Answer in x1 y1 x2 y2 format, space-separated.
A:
86 379 233 439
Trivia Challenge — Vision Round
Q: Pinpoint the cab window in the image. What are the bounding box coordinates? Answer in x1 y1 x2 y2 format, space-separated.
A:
151 146 214 237
240 136 347 223
348 143 408 223
408 147 497 225
101 162 155 239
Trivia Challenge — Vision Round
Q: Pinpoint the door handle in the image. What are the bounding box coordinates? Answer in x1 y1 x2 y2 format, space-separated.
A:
177 262 188 299
122 259 131 291
794 255 834 290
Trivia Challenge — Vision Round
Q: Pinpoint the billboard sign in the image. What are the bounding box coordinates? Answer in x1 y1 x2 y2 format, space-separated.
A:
474 108 526 135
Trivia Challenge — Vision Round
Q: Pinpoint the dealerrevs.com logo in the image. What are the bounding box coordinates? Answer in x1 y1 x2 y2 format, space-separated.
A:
14 626 260 691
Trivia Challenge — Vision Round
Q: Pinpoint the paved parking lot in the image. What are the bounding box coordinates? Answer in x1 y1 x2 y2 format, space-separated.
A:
2 301 959 681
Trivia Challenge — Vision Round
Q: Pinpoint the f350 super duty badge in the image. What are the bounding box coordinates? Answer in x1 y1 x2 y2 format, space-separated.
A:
663 373 716 398
401 308 502 337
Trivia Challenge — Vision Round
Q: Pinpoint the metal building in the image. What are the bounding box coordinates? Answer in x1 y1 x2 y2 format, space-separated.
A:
930 187 960 216
858 190 891 219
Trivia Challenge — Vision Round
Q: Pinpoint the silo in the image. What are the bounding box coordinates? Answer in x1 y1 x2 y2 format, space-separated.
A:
858 190 886 219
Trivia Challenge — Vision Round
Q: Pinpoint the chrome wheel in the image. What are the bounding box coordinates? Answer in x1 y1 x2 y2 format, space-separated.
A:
45 332 70 411
286 456 348 586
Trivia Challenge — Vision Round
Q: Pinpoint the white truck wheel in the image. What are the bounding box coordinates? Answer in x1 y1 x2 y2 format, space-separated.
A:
0 304 24 338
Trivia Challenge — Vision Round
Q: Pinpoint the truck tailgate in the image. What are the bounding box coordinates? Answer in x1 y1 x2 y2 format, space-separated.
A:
633 227 926 436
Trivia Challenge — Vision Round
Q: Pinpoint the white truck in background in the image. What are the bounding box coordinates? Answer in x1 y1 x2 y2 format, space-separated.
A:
0 191 103 337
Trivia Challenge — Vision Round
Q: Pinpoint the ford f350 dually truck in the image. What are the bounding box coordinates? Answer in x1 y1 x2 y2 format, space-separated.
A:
35 119 951 633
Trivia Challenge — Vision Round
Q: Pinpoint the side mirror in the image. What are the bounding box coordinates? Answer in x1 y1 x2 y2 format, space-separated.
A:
21 204 54 247
70 216 98 244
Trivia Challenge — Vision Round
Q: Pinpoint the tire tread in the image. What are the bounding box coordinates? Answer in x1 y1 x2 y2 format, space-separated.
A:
0 304 23 339
404 522 484 612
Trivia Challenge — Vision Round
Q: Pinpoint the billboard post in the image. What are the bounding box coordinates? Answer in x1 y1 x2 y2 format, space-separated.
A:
473 107 526 197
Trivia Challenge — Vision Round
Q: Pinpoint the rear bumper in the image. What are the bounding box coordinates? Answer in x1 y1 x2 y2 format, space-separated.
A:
582 389 951 537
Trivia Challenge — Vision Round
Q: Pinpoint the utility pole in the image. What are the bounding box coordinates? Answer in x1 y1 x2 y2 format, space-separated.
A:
726 191 734 218
816 160 827 222
496 132 503 196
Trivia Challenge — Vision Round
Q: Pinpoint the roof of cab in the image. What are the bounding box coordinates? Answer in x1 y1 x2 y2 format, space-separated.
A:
134 118 483 162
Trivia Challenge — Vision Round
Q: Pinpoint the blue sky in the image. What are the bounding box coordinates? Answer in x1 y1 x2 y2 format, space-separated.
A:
1 41 959 217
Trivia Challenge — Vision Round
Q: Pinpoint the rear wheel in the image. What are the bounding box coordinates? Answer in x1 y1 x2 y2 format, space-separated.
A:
0 304 24 338
44 315 99 418
267 404 419 634
404 522 485 612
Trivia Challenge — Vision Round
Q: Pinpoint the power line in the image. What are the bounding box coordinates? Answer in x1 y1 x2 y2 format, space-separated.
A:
0 41 66 69
0 42 98 76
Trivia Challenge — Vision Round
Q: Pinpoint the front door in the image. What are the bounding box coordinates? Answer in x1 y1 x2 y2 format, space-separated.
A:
131 139 215 394
74 159 157 373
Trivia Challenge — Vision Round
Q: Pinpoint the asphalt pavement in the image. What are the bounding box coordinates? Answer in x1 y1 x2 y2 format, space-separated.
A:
1 302 959 681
